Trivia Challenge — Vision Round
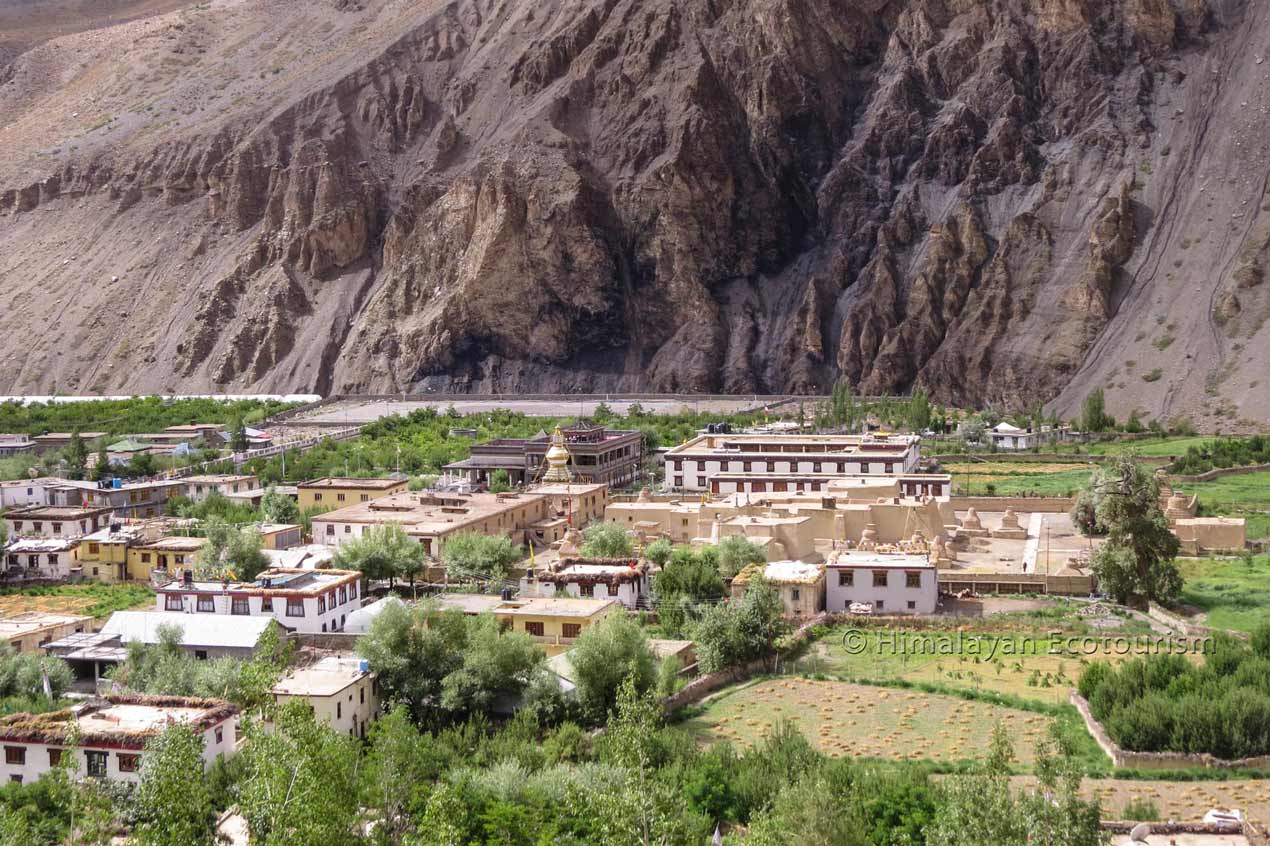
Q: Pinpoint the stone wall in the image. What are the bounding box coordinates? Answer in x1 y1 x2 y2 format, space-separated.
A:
1069 691 1270 770
949 496 1076 513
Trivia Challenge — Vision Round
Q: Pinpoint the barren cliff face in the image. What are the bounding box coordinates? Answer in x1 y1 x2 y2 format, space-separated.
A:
0 0 1267 426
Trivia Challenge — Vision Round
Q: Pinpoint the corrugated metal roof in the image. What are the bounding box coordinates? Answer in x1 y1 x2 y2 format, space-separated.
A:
101 611 273 649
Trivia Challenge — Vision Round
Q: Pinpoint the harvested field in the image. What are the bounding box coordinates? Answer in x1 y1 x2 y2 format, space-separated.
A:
0 584 155 621
1009 776 1270 824
685 677 1059 765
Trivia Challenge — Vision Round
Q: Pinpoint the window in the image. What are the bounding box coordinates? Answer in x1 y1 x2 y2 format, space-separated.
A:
261 596 273 612
838 570 853 587
4 747 24 765
349 582 357 600
524 621 544 637
876 600 885 611
907 600 916 610
360 494 369 502
359 687 365 704
336 702 342 719
48 748 63 766
872 571 888 588
215 727 223 744
337 493 346 502
195 650 208 661
231 597 250 615
317 595 326 613
196 596 215 613
792 589 800 601
33 522 42 532
338 587 347 605
165 595 184 611
314 493 323 502
88 543 100 555
52 522 62 533
8 775 19 784
117 753 140 773
562 623 581 639
86 751 108 778
141 553 151 564
343 525 351 534
905 571 922 589
287 599 305 617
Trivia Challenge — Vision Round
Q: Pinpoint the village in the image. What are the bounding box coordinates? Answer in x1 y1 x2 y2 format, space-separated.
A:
0 397 1265 845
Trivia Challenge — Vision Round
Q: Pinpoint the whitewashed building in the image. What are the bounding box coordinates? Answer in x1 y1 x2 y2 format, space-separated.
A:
825 552 938 615
3 538 79 579
664 433 922 492
0 695 237 785
153 568 362 634
272 656 379 738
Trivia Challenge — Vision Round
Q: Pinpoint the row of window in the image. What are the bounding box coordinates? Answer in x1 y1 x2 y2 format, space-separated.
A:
4 746 134 778
311 492 371 503
164 582 358 617
6 520 90 534
836 570 924 589
521 621 582 639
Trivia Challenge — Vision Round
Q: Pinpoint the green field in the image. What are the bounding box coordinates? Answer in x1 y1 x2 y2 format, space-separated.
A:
1080 436 1217 457
792 616 1163 707
1184 470 1270 540
1179 555 1270 633
0 583 155 620
944 462 1096 497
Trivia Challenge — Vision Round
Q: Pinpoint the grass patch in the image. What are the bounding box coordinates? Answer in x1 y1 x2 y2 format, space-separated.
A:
1188 470 1270 540
944 464 1096 497
1141 369 1163 383
1177 555 1270 633
1081 437 1217 457
0 583 155 620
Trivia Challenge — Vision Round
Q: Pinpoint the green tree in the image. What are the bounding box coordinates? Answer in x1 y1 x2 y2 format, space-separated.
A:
132 724 216 846
238 704 363 846
487 469 512 494
229 419 249 452
716 536 766 580
578 523 635 559
1088 455 1182 603
569 614 656 722
359 706 436 843
89 445 111 482
1081 388 1109 433
259 487 301 524
694 577 788 673
907 386 932 432
643 538 673 568
357 599 467 725
198 519 268 582
440 614 545 718
128 451 158 478
333 522 427 589
439 532 522 583
65 429 88 481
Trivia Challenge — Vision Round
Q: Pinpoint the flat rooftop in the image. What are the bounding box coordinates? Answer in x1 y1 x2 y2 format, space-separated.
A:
272 656 368 697
0 695 235 747
3 537 79 553
5 505 111 519
314 491 546 533
530 482 609 496
138 536 206 551
0 612 91 636
494 597 618 618
667 433 920 456
829 552 934 569
736 560 824 584
299 478 405 490
185 474 256 484
435 594 506 614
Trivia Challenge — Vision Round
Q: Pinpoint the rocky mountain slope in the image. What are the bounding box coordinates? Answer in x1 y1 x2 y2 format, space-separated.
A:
0 0 1267 426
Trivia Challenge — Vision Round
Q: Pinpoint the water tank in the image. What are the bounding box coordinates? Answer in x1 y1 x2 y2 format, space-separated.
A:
111 478 122 489
358 659 370 673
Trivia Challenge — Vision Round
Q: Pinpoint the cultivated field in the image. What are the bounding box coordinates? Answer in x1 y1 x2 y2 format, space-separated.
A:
942 461 1096 497
1012 776 1270 823
685 677 1061 765
0 584 155 621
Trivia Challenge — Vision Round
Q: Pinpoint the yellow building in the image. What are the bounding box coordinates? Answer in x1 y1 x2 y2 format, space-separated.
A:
77 527 141 582
493 596 620 645
127 537 208 582
296 478 409 512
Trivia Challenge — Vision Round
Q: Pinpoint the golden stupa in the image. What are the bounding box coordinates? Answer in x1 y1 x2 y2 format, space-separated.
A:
542 426 574 483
